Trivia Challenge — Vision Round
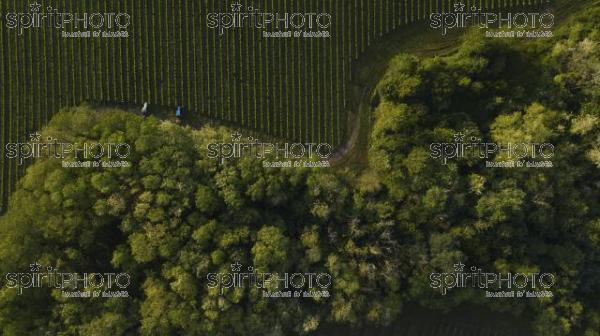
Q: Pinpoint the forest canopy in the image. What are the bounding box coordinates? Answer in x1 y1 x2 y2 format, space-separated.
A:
1 6 600 336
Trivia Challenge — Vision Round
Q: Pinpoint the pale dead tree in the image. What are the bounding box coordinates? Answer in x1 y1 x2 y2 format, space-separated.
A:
141 102 148 116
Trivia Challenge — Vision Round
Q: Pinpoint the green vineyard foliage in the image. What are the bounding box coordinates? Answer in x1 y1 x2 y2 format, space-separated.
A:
0 0 547 211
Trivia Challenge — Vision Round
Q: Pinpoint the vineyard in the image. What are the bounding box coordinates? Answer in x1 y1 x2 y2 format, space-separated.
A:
0 0 551 212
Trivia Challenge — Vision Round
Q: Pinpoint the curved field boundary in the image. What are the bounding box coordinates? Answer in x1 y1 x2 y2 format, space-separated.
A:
330 0 587 169
328 21 463 167
0 0 553 212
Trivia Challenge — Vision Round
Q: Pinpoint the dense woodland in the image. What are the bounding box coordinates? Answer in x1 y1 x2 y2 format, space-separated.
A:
1 5 599 336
